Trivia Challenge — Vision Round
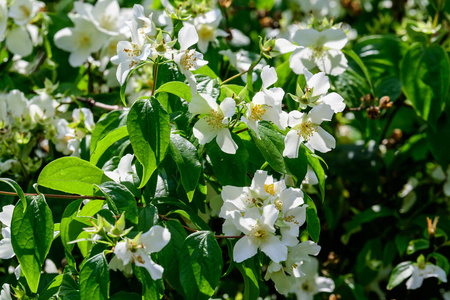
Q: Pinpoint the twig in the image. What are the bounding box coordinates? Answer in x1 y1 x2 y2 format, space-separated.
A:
221 53 263 85
0 190 106 200
76 97 122 111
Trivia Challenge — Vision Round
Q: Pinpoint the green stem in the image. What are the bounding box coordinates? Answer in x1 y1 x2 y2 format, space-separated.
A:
221 53 263 85
151 60 160 96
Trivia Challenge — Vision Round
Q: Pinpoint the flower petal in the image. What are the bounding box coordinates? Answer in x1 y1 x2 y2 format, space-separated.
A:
260 235 287 263
261 66 278 89
216 128 238 154
179 22 198 50
233 236 258 263
140 225 171 253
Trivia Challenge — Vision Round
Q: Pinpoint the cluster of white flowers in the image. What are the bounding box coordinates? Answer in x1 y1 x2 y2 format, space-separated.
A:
219 170 333 296
0 89 95 175
0 0 44 57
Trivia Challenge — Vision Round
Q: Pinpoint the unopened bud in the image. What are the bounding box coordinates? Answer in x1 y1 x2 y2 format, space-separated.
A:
366 106 380 119
379 96 392 109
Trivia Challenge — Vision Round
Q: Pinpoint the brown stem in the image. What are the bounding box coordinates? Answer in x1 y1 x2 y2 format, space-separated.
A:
159 215 244 239
234 127 248 134
0 190 106 200
76 97 122 111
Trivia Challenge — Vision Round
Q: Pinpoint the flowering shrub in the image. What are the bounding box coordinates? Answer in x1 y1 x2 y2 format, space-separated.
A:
0 0 449 299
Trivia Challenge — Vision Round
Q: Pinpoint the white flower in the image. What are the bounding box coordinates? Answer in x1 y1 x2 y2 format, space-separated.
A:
231 204 287 263
0 205 15 260
72 108 95 132
174 23 208 96
5 25 33 57
431 165 450 197
110 225 171 280
111 40 151 85
8 0 44 26
0 283 12 300
406 263 448 290
52 119 76 155
284 28 348 76
6 89 29 119
242 66 288 136
289 257 335 300
0 160 16 174
192 9 228 53
0 0 7 42
298 0 343 18
189 93 237 154
54 15 108 67
283 104 336 157
104 154 136 183
28 92 57 124
127 4 156 47
276 188 307 247
229 29 250 47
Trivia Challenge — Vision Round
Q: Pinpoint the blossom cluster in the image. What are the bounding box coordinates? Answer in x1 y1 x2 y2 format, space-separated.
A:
0 88 95 176
219 170 332 297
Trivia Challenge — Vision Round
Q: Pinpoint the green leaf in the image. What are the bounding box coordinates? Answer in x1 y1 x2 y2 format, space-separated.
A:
79 253 109 300
95 182 138 225
38 274 63 300
401 44 450 129
249 123 287 174
133 265 164 300
38 157 110 196
159 220 188 298
406 239 429 255
155 81 192 102
304 194 320 242
60 199 84 254
0 178 27 210
90 110 128 153
236 259 260 300
387 261 413 290
58 273 80 299
206 133 248 186
127 97 171 188
120 61 149 106
90 126 129 166
109 292 141 300
168 134 201 201
179 231 223 300
138 204 159 233
305 151 326 202
342 48 374 94
11 194 54 293
427 113 450 167
284 144 308 184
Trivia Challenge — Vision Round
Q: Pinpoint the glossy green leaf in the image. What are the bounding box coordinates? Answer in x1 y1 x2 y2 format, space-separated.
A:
428 252 450 275
306 151 326 202
168 133 201 201
206 133 248 186
401 44 450 129
79 253 109 300
304 193 320 243
127 97 171 188
387 261 413 290
90 110 128 153
138 204 159 233
90 126 129 166
38 157 110 196
120 61 149 106
11 194 54 293
155 81 192 102
0 178 27 210
427 113 450 167
133 265 165 300
406 239 429 255
249 123 287 174
159 220 188 298
60 199 84 254
179 231 223 300
236 259 260 300
284 144 308 185
95 182 138 225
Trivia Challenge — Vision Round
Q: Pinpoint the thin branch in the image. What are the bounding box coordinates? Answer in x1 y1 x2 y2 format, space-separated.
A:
0 190 106 200
234 127 248 134
221 53 263 85
0 190 244 239
76 97 122 111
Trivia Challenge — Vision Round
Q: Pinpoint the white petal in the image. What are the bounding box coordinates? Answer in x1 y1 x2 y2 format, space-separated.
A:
308 103 334 124
406 268 424 290
289 47 315 75
322 29 348 50
216 128 238 154
6 26 32 57
134 249 164 280
308 72 330 97
261 66 277 89
140 225 171 253
283 130 302 158
189 94 216 115
288 110 305 127
0 205 14 227
317 49 348 76
261 204 279 230
274 38 299 54
308 127 335 153
193 118 218 145
292 28 320 47
233 236 258 263
219 98 236 118
114 241 133 266
315 277 335 293
319 92 345 113
179 22 198 50
260 235 287 263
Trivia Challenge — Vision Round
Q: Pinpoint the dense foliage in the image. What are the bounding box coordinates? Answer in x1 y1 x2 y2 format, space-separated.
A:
0 0 449 299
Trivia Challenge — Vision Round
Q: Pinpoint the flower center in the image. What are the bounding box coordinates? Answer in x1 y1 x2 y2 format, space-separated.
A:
180 50 197 71
135 254 145 264
264 183 275 196
284 214 299 224
274 199 283 210
295 120 318 140
205 109 224 131
249 104 266 121
302 279 314 292
123 44 142 57
248 224 270 245
78 34 92 49
198 24 215 40
19 5 31 19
